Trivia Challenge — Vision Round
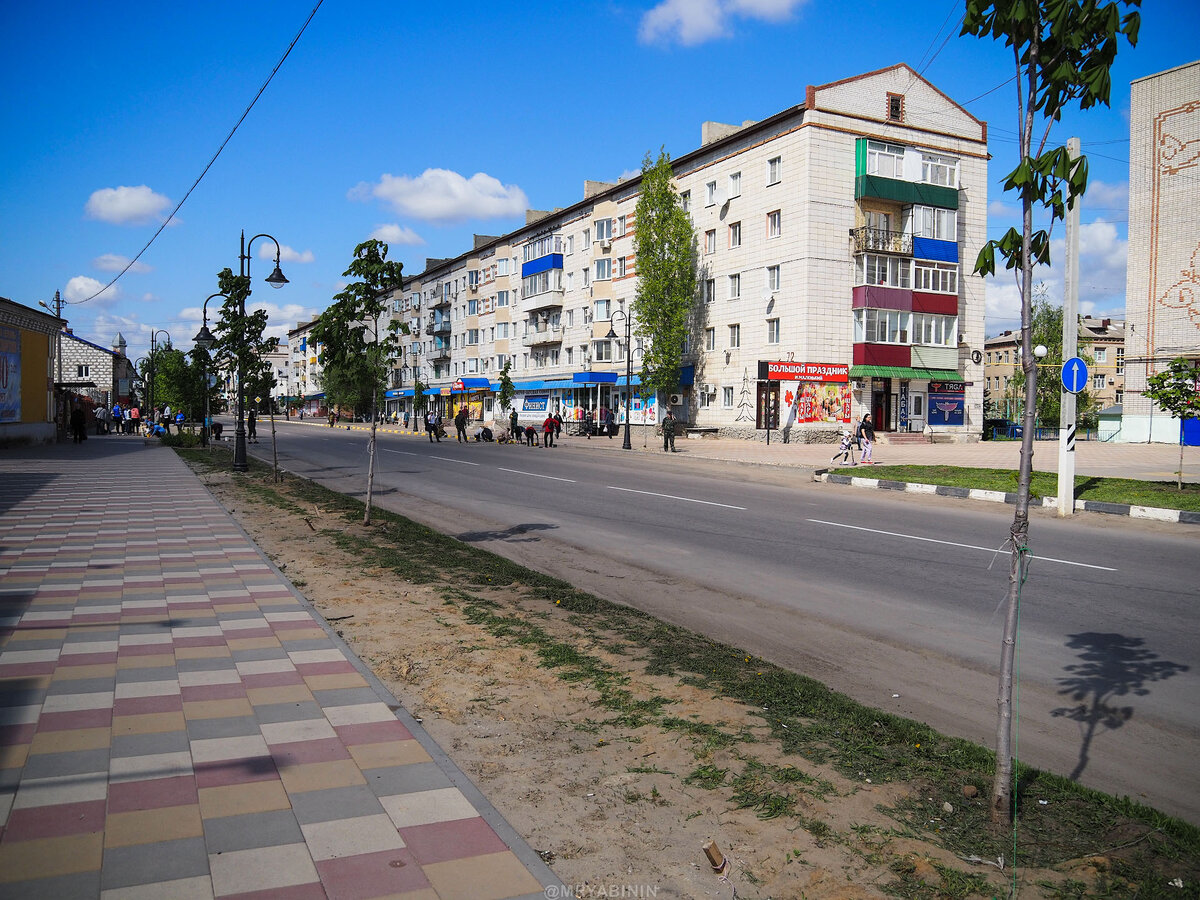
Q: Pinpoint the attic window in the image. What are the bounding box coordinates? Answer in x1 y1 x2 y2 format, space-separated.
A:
886 93 904 123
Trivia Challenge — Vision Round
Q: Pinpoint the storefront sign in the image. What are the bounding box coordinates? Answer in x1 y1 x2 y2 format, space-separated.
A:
758 361 849 383
898 383 909 431
928 380 964 394
928 390 965 426
523 395 548 412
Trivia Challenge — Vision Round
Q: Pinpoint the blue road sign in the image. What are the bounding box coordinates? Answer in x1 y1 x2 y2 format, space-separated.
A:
1061 356 1089 394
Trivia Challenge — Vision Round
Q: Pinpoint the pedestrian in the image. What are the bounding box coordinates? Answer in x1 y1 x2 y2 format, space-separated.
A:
454 406 468 442
584 407 595 439
70 404 87 443
403 410 410 430
509 408 519 442
247 408 258 443
553 411 563 440
601 406 615 438
426 409 442 442
328 411 336 427
857 413 876 464
662 408 677 452
175 409 186 433
524 424 537 447
542 414 555 447
129 405 140 434
830 429 855 466
163 404 172 431
111 403 123 435
94 404 108 436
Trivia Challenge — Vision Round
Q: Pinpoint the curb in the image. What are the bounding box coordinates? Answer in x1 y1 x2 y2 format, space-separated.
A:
815 471 1200 525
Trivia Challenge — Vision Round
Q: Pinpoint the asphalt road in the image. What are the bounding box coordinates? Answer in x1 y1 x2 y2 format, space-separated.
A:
245 420 1200 823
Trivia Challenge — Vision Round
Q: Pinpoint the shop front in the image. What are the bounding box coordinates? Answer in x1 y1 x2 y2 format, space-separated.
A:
758 361 851 438
849 365 962 433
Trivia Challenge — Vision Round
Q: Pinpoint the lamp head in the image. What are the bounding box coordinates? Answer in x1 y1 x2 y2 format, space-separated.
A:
1033 345 1048 359
605 326 618 341
265 263 289 289
193 324 216 351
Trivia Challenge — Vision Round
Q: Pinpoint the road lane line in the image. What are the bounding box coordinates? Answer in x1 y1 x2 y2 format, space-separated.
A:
608 486 746 510
805 519 1117 571
431 456 480 466
497 467 576 483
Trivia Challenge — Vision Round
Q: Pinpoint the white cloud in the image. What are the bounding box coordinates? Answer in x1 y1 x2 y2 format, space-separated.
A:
369 224 426 246
84 185 171 225
258 243 315 264
1080 179 1128 216
638 0 806 45
351 169 529 223
92 253 151 274
64 275 119 304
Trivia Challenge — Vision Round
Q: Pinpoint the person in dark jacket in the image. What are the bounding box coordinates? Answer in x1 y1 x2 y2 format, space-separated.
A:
454 406 469 442
70 404 87 444
857 413 876 464
662 409 677 452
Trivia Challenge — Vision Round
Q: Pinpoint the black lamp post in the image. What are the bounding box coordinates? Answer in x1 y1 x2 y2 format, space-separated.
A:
193 293 223 447
606 307 634 450
232 231 288 472
148 329 171 421
133 357 148 420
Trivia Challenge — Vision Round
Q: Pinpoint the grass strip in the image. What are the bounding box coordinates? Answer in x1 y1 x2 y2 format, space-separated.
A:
828 464 1200 512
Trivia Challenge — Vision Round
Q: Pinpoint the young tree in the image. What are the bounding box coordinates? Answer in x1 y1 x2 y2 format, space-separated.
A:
497 360 515 420
962 0 1140 824
632 148 698 413
212 268 276 464
311 240 405 525
1144 357 1200 490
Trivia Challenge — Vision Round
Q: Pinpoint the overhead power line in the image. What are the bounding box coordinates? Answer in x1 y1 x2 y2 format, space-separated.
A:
77 1 325 305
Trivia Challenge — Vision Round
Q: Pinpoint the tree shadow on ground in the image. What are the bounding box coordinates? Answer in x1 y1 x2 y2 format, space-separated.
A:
1051 632 1189 780
455 523 558 544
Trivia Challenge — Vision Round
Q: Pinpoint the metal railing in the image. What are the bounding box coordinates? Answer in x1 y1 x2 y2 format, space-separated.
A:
850 226 912 255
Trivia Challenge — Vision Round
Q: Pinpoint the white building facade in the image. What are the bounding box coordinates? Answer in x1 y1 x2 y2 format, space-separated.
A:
1122 60 1200 443
392 65 988 440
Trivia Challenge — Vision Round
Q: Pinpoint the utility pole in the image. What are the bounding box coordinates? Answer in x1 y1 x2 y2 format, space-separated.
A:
1057 137 1080 516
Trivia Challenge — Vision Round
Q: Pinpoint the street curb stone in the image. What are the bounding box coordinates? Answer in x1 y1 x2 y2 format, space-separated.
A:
816 471 1198 525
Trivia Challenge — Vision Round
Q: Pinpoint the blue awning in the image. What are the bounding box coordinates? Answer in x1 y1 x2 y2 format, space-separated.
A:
385 389 414 398
454 377 492 391
574 371 618 384
423 388 440 396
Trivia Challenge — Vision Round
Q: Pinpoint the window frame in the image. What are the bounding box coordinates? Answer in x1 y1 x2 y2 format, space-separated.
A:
767 210 781 239
767 156 781 185
728 323 740 349
728 221 741 248
728 273 741 300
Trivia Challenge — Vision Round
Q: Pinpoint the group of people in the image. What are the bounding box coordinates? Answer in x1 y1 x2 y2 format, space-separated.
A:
68 402 193 443
830 413 876 465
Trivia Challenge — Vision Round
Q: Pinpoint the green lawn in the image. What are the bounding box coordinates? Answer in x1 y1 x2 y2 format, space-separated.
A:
828 464 1200 512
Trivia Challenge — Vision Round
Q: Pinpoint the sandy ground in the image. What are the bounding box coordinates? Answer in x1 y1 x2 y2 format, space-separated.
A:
199 466 1087 900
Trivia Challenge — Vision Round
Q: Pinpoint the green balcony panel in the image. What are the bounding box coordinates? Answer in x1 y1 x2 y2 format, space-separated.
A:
855 175 958 210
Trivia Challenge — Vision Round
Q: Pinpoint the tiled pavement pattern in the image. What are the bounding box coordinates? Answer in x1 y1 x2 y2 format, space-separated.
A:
0 442 561 899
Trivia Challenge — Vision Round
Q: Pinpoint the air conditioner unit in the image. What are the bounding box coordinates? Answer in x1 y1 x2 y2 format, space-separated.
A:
700 383 714 394
599 238 611 250
668 394 682 406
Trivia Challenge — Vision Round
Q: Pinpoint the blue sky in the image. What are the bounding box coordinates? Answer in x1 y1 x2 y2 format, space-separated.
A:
2 1 1197 362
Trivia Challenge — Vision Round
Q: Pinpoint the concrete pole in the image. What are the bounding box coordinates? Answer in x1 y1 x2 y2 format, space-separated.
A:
1057 137 1081 516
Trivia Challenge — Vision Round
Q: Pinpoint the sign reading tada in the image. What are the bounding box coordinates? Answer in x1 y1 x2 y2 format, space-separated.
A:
758 361 849 382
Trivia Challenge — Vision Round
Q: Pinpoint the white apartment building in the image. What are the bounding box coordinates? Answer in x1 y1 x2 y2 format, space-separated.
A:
391 64 988 439
1122 60 1200 443
288 319 325 417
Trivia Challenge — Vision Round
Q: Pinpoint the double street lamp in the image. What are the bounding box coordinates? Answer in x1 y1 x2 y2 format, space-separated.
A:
606 306 634 451
148 329 171 419
232 231 288 472
193 292 225 447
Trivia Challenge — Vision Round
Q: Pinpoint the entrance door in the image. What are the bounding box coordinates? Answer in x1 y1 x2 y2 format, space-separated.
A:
872 379 892 431
908 392 925 433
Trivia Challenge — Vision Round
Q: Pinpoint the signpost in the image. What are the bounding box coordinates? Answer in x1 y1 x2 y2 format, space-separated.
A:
1060 357 1088 394
1058 139 1083 518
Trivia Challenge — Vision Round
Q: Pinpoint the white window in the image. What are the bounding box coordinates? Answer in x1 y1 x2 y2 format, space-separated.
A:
921 153 959 188
496 290 509 307
856 254 910 288
913 261 958 294
566 272 574 291
729 222 741 248
565 310 574 326
594 340 613 362
704 278 715 303
595 258 611 281
497 258 510 275
497 322 509 339
77 364 90 378
912 206 958 241
705 229 716 254
723 387 734 408
595 218 612 241
583 228 591 249
854 308 911 344
767 265 781 292
616 257 627 277
467 299 478 315
767 319 780 344
705 327 716 350
728 273 741 300
1093 373 1107 390
1116 347 1124 375
1094 347 1107 363
466 329 480 345
594 298 611 321
616 215 626 237
564 236 573 256
767 156 782 185
911 313 957 347
705 180 717 206
767 210 781 239
729 172 741 198
866 140 905 179
680 191 691 213
729 324 740 348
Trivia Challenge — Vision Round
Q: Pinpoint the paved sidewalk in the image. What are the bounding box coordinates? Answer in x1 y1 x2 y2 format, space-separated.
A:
0 439 562 899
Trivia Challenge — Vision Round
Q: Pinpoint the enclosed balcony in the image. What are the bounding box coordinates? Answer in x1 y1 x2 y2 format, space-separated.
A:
425 316 451 336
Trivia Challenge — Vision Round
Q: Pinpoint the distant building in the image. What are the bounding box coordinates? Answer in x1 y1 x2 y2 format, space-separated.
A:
60 330 137 410
287 320 325 416
1123 59 1200 442
1078 316 1125 410
983 330 1020 419
0 297 60 446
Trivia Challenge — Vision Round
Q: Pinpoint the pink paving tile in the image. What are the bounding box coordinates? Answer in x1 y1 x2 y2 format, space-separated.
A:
117 643 177 657
174 636 228 648
56 652 119 667
241 672 305 688
107 774 198 813
294 662 358 676
269 738 352 768
313 847 431 900
0 662 56 677
4 799 107 840
0 723 37 746
37 708 113 731
113 695 183 716
72 614 122 625
398 818 508 866
333 721 414 746
224 883 329 900
194 757 281 789
181 684 247 702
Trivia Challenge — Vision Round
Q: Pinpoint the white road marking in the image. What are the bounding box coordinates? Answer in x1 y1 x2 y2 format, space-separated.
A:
383 449 419 456
497 467 576 483
431 456 479 466
805 519 1117 571
608 486 746 510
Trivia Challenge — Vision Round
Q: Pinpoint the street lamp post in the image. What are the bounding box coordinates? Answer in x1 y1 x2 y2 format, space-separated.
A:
148 329 171 423
232 231 288 472
193 293 224 447
606 307 634 450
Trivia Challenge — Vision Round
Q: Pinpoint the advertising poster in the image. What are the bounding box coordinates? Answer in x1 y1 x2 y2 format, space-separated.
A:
0 325 21 423
928 380 965 426
783 382 852 425
522 395 548 413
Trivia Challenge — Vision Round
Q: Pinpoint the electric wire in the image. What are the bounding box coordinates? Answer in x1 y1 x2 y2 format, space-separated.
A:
75 0 325 306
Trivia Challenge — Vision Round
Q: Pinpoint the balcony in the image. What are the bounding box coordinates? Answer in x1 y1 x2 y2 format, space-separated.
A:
425 318 451 336
523 288 565 315
851 226 912 255
522 324 563 347
430 346 451 363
